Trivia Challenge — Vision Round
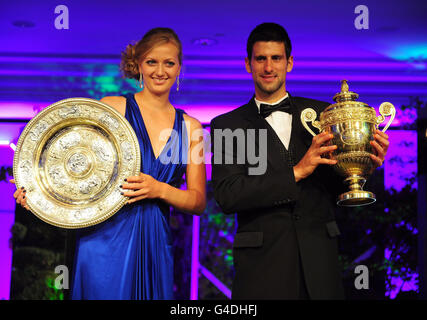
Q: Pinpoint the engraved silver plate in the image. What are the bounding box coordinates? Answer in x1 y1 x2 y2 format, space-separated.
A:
13 98 141 228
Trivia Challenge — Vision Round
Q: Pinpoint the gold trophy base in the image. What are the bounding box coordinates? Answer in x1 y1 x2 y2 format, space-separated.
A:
336 176 376 207
337 191 376 207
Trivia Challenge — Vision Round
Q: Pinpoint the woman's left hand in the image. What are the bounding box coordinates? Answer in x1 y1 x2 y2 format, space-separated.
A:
121 173 164 204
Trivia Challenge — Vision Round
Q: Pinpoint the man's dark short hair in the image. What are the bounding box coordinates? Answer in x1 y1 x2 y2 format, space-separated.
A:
246 22 292 60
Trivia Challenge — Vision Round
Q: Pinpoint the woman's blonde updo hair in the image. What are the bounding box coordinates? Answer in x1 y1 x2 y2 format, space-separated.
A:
120 27 183 80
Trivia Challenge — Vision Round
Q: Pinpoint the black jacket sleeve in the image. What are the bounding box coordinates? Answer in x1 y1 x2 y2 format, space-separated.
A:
210 116 299 214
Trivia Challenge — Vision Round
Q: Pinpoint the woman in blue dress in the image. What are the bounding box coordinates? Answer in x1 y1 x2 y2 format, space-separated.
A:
71 27 206 299
14 27 206 300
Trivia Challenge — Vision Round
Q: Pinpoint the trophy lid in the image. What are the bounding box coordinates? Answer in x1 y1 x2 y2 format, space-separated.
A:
333 80 359 102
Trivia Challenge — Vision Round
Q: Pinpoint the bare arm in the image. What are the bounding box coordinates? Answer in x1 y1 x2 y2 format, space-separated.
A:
99 96 126 116
123 115 206 215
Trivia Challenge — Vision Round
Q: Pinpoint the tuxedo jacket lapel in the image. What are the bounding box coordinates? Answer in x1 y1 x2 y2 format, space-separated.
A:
288 95 312 164
241 97 292 172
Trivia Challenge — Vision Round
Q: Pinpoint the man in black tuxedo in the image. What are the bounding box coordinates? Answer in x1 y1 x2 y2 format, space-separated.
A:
210 23 389 299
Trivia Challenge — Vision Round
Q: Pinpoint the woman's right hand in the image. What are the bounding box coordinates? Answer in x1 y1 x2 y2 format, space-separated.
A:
10 179 30 210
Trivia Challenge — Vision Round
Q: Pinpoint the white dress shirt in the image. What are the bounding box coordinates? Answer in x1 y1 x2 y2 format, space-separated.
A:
255 93 292 150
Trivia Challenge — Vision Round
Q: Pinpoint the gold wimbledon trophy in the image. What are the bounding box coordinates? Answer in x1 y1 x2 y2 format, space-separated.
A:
301 80 395 206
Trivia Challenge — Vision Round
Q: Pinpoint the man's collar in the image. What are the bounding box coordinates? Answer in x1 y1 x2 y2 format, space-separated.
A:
254 92 290 112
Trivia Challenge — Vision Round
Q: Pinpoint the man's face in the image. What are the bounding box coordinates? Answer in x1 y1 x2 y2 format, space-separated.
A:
245 41 293 101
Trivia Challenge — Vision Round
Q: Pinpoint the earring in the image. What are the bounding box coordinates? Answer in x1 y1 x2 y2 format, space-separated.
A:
176 75 180 92
139 72 143 89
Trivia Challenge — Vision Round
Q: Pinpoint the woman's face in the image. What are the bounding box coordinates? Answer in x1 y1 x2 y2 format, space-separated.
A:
140 42 181 95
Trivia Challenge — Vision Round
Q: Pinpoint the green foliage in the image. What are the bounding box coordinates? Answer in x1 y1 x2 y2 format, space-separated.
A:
0 166 13 182
170 210 193 299
10 205 67 300
198 275 228 300
399 97 427 129
198 181 235 299
11 222 27 241
337 173 418 299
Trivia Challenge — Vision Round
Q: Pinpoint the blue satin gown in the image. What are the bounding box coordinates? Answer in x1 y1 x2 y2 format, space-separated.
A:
71 93 188 299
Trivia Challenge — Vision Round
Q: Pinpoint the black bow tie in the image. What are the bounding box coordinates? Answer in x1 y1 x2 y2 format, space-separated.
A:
259 98 292 118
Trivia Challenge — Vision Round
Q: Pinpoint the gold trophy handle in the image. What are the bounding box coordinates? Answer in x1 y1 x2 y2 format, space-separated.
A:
301 108 321 137
376 102 396 133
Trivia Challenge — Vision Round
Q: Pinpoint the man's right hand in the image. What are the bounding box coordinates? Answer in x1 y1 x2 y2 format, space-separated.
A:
293 132 337 182
10 179 30 210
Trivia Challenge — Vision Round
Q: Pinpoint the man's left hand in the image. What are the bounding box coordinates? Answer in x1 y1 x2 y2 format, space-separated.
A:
370 129 390 170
